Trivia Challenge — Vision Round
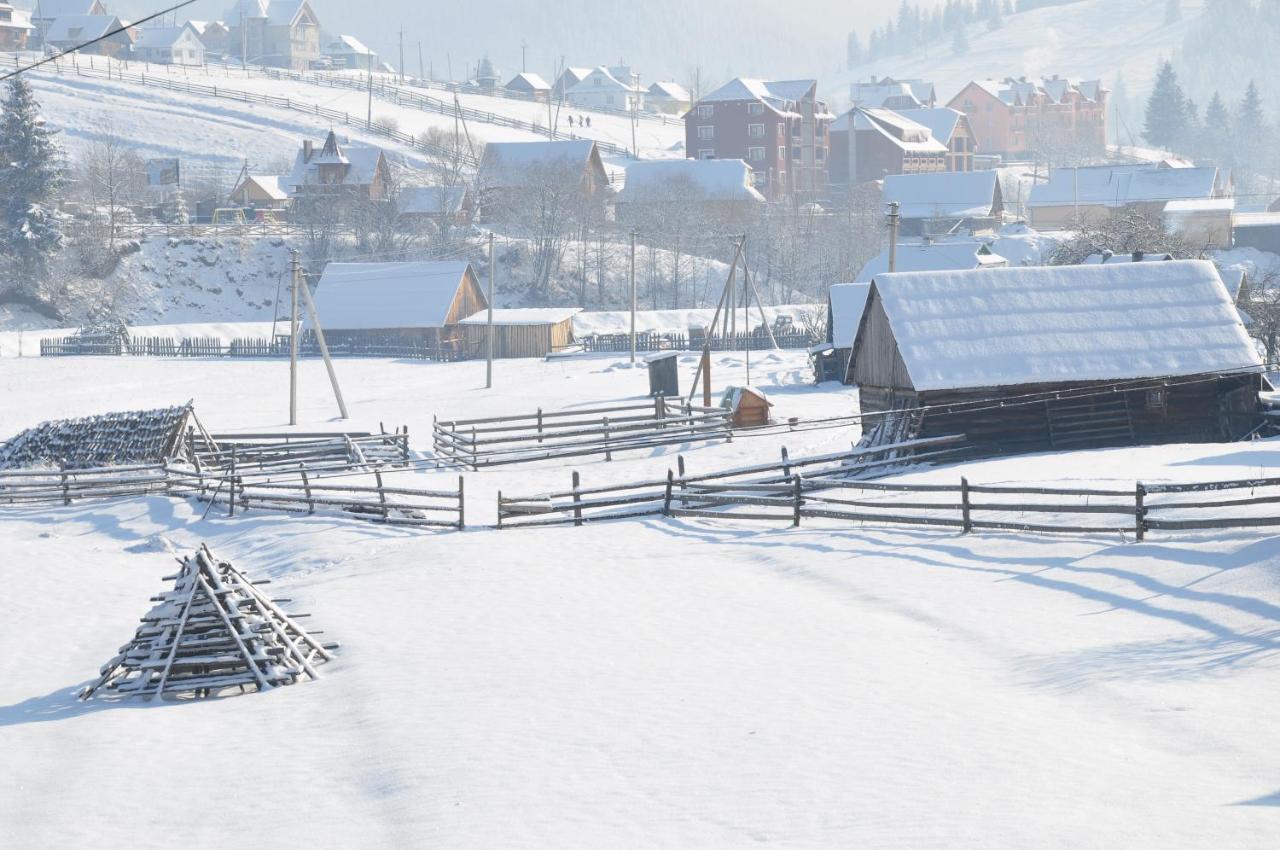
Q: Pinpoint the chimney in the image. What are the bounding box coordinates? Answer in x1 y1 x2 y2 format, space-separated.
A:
303 139 313 161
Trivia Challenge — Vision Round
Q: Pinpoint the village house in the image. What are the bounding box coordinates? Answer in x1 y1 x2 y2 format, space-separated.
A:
552 66 592 100
325 34 378 71
458 308 581 359
224 0 320 71
398 185 471 229
0 3 33 49
646 80 691 115
894 107 977 172
812 281 872 383
44 13 131 57
850 76 937 109
565 65 644 111
285 130 391 201
476 139 610 215
615 158 764 225
312 261 487 352
684 77 834 202
186 20 230 55
504 72 552 102
856 239 1007 281
30 0 105 45
132 23 205 65
1026 163 1230 235
846 261 1261 453
948 75 1108 160
882 170 1004 237
229 173 290 213
828 107 948 190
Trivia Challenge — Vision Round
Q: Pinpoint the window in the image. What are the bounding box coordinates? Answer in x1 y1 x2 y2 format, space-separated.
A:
606 94 614 105
778 146 786 160
752 172 768 187
748 123 764 138
815 147 825 161
747 102 763 115
1146 389 1167 410
697 149 715 160
777 124 785 139
697 125 714 140
696 104 714 118
748 147 765 161
791 146 801 161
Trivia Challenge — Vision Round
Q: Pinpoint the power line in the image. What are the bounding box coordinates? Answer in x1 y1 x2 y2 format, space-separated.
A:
1 0 200 82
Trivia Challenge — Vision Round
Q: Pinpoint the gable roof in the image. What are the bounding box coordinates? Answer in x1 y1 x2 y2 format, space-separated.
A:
506 71 550 91
894 107 964 146
617 158 765 204
44 13 123 42
567 65 642 94
0 4 33 29
328 34 372 54
850 77 934 109
285 132 385 193
857 241 1006 281
698 77 817 113
883 170 1000 220
399 185 467 216
648 80 690 101
828 282 872 349
457 307 581 326
224 0 309 26
231 173 287 201
849 107 949 153
31 0 103 18
863 260 1259 391
478 140 601 190
133 24 203 50
313 262 480 330
1028 164 1220 208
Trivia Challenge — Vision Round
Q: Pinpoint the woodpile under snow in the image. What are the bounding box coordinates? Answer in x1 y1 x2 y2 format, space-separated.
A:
80 544 337 701
0 403 197 470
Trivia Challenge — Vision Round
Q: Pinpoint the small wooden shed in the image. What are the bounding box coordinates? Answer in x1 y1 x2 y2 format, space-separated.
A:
458 308 581 358
312 261 487 351
848 260 1263 453
813 281 871 383
721 385 772 428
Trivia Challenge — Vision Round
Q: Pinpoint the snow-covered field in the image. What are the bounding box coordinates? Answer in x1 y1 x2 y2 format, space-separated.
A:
3 352 1280 847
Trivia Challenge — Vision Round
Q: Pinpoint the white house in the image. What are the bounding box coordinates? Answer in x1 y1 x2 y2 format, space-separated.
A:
565 65 644 111
132 23 206 65
326 34 378 71
646 80 690 115
0 3 33 50
616 158 764 222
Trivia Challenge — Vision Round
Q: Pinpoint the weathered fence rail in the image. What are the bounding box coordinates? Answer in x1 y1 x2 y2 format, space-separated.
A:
496 435 969 528
41 333 464 361
435 396 732 469
580 331 816 353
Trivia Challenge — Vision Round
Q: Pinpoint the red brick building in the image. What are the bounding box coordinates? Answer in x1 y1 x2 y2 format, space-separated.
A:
947 76 1108 160
683 78 835 203
828 107 948 191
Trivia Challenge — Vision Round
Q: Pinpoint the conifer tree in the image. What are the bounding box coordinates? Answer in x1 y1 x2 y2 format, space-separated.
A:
1143 61 1188 149
0 76 64 287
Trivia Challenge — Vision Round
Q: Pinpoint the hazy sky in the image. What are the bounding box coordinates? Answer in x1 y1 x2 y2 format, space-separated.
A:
114 0 941 84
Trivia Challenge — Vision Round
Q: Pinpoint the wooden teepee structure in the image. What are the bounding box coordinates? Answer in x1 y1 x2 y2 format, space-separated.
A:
81 544 337 701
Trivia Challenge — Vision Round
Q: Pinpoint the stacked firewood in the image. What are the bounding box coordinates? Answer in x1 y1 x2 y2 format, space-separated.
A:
0 403 196 470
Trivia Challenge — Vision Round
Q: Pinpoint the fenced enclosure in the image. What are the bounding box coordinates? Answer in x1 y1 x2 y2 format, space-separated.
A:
40 333 465 362
580 330 816 354
188 429 412 475
496 435 968 528
434 397 732 469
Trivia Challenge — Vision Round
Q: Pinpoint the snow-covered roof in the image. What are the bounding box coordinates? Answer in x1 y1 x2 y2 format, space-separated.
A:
828 282 872 349
313 262 477 330
850 80 921 108
223 0 308 25
1082 251 1174 265
478 140 599 189
894 107 963 145
132 24 201 50
567 66 643 95
328 34 372 55
0 4 33 29
857 241 1006 282
286 133 384 193
506 71 551 91
399 185 467 216
1029 164 1220 208
44 13 120 42
31 0 102 18
883 170 999 220
1164 198 1235 213
648 80 690 102
967 75 1106 108
234 174 287 201
850 108 948 153
698 77 816 113
1219 267 1247 301
457 308 581 326
617 159 765 204
865 260 1260 391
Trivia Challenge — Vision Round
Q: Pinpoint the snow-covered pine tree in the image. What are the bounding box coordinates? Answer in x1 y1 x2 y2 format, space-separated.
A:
162 188 190 225
1203 92 1231 164
846 30 863 68
1143 61 1188 150
0 76 64 289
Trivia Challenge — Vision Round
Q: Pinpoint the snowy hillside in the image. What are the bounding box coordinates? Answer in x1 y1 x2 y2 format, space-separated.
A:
832 0 1205 107
2 352 1280 846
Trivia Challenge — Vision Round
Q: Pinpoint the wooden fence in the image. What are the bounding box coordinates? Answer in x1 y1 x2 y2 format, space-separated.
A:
496 435 968 528
434 397 732 469
188 429 411 475
580 331 816 353
0 463 464 530
40 333 463 362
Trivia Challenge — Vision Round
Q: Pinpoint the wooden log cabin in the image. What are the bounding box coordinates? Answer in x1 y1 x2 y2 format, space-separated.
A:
457 308 581 358
846 260 1263 454
312 261 487 352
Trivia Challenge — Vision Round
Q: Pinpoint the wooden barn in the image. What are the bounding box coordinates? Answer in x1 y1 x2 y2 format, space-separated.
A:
458 308 580 358
312 262 487 351
812 281 871 383
847 261 1263 453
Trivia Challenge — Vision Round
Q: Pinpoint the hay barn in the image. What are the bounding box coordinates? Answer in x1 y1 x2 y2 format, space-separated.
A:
458 308 581 358
848 260 1263 453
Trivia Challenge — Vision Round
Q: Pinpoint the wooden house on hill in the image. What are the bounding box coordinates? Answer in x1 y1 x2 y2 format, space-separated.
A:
458 308 580 358
847 261 1262 453
0 4 34 50
477 140 610 215
224 0 320 71
312 262 487 351
505 72 552 101
856 240 1006 282
44 14 131 57
229 173 289 211
882 170 1003 237
285 130 390 201
616 158 764 224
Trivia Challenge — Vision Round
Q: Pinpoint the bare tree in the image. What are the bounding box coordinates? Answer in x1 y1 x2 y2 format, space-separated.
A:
1048 207 1198 265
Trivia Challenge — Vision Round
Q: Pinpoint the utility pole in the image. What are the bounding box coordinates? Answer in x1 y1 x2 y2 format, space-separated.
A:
293 251 349 420
366 63 373 128
288 251 300 425
521 39 527 72
887 201 900 273
418 41 424 80
629 230 637 364
399 28 405 84
486 232 495 388
239 5 246 72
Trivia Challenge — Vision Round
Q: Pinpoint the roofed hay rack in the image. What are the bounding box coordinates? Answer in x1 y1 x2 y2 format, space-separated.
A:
80 544 337 701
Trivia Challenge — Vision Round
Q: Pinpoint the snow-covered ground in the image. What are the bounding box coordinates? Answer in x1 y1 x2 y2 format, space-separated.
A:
2 352 1280 846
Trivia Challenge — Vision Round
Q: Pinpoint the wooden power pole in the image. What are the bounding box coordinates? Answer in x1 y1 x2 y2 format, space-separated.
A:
887 201 900 273
486 232 495 388
629 230 637 363
289 251 299 425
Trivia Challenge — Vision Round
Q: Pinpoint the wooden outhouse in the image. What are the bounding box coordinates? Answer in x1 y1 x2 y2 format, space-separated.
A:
847 261 1263 454
457 308 580 358
312 261 487 351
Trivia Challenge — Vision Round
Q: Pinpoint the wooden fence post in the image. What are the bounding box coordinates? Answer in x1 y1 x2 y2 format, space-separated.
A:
792 474 803 527
471 425 479 469
663 469 674 516
572 470 583 527
602 416 612 461
376 470 389 520
497 490 503 530
961 476 972 534
781 446 791 478
1135 482 1146 541
60 464 70 506
677 455 687 507
300 465 313 514
457 475 465 530
536 407 544 443
228 451 237 517
402 425 410 461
